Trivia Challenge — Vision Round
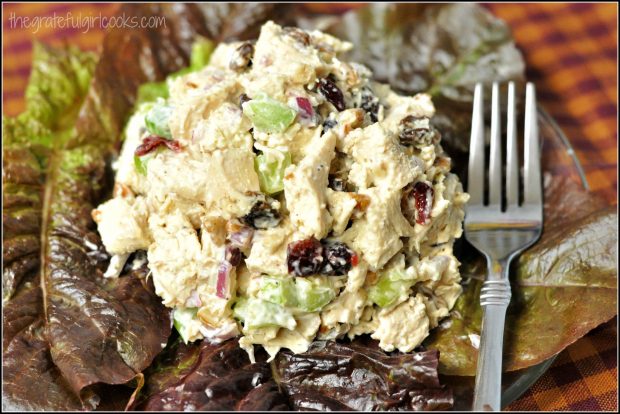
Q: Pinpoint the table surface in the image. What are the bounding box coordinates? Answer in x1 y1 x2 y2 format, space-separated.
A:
2 2 617 411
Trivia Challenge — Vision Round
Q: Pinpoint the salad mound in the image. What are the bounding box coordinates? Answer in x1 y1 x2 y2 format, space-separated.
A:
93 21 469 360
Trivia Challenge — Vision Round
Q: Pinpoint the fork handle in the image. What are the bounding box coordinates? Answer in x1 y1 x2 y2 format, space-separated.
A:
473 278 512 411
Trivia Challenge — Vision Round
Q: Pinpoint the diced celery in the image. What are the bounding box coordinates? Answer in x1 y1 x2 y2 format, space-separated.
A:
232 297 250 321
258 276 298 307
134 154 148 176
255 274 338 312
233 297 296 330
295 277 336 312
144 101 173 139
254 149 291 194
256 275 337 312
242 97 296 133
384 268 412 282
368 274 412 308
173 307 199 343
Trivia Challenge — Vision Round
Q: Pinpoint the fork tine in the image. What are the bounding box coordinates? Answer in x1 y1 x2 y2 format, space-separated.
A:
506 82 519 206
524 82 542 205
468 83 485 204
488 82 502 206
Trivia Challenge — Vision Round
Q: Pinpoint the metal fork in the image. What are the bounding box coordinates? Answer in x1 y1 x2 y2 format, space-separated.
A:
466 82 544 411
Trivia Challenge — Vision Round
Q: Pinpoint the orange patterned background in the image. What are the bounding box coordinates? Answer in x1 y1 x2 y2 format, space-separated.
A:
2 2 617 411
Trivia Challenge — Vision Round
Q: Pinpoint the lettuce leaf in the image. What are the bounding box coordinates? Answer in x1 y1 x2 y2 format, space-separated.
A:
42 144 172 395
3 40 98 303
2 254 86 411
3 42 96 151
129 338 289 411
2 148 43 303
189 36 215 69
327 4 524 99
24 42 95 131
135 37 214 106
2 41 171 411
275 339 453 411
135 82 169 107
2 43 99 411
129 338 452 411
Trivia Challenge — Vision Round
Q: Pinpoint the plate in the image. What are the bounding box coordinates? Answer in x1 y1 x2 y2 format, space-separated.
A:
443 106 589 411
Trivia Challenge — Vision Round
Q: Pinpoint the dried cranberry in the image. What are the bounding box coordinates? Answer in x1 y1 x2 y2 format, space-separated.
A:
229 42 254 71
287 237 324 276
404 182 434 225
322 241 357 276
225 245 242 266
241 199 281 229
134 135 181 156
318 77 345 111
239 93 252 109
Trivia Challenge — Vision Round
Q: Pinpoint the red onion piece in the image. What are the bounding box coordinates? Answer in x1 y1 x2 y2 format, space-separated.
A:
295 97 314 119
216 245 243 299
216 261 233 299
228 226 254 252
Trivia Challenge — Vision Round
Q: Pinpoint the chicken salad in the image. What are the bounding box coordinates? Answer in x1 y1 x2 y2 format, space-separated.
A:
92 21 469 361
